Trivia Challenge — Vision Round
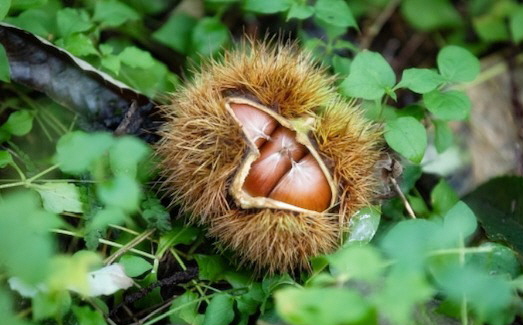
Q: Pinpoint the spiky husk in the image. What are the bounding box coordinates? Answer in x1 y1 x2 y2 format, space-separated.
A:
156 40 382 273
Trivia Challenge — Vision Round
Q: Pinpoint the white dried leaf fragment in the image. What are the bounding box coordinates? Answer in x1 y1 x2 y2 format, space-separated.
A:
86 263 133 296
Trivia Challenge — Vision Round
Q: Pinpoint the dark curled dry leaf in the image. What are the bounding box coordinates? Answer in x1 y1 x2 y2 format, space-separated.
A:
0 23 160 142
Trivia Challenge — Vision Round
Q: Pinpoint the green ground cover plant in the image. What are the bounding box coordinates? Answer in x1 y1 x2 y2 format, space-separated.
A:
1 0 523 324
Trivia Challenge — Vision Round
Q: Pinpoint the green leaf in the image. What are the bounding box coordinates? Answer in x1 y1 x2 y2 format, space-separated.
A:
474 14 510 42
119 255 153 277
35 182 83 214
384 117 427 163
287 3 314 20
101 54 120 75
109 136 150 177
466 242 520 279
430 179 459 216
32 291 72 320
315 0 356 28
423 90 471 121
0 44 10 83
340 51 395 100
88 207 126 230
56 34 98 57
275 287 375 325
510 7 523 43
433 119 453 153
463 176 523 255
0 191 60 284
9 0 46 11
4 8 55 37
0 289 33 325
55 131 114 174
396 68 444 94
0 0 10 20
202 293 234 325
119 46 155 69
328 245 384 282
346 205 381 244
194 255 227 281
153 13 197 54
170 291 202 325
437 45 480 83
72 305 108 325
1 110 33 136
141 194 172 232
441 201 477 243
331 55 351 78
0 150 13 168
374 268 434 325
56 8 92 37
190 18 229 57
97 175 141 213
400 0 461 31
93 0 139 27
243 0 291 14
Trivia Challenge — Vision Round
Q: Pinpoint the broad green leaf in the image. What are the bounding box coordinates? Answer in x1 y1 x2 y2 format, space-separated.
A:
384 117 427 163
341 51 395 100
0 191 60 284
433 119 453 153
93 0 139 27
328 245 384 282
190 18 229 57
423 90 471 120
35 182 83 214
315 0 356 28
119 255 153 277
4 8 55 37
88 207 126 231
275 287 375 325
55 131 114 174
437 46 480 83
433 264 513 325
287 3 314 20
510 7 523 43
170 291 202 325
331 55 351 77
244 0 291 14
1 110 33 136
440 201 477 246
32 291 72 320
0 44 10 83
463 176 523 255
56 34 98 57
466 242 520 279
56 8 92 37
194 255 227 281
101 54 120 75
396 68 444 94
401 0 461 31
0 150 12 168
72 305 108 325
202 293 234 325
119 46 155 69
153 13 197 54
97 175 141 213
474 14 510 42
9 0 46 11
109 136 150 177
430 179 459 216
0 0 10 20
374 268 434 325
346 205 381 243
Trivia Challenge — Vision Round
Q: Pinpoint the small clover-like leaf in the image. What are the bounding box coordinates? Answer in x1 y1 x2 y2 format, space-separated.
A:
287 3 314 20
433 119 454 153
190 18 229 57
437 45 480 83
244 0 291 14
0 44 10 83
340 51 396 100
346 206 381 244
97 176 141 213
384 117 427 163
0 150 13 168
93 0 139 27
35 182 83 214
0 0 10 20
315 0 356 28
202 293 235 325
1 110 33 136
153 13 197 54
396 68 444 94
119 255 152 277
510 7 523 43
424 90 471 120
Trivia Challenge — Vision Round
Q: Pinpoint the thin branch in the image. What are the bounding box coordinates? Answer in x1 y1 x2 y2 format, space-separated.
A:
389 176 416 219
359 0 401 49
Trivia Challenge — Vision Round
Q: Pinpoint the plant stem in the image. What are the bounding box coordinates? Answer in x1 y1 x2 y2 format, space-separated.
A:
389 176 416 219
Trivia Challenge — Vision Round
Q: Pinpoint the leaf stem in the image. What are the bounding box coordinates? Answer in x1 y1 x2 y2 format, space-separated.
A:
389 176 416 219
